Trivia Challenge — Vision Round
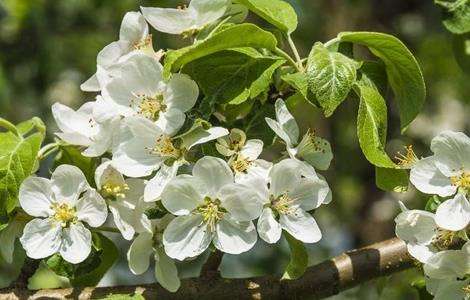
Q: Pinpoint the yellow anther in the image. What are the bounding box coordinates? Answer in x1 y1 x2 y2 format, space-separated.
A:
197 197 225 232
451 171 470 190
395 145 418 168
271 193 295 215
136 93 167 121
51 203 77 227
432 228 458 251
149 135 181 159
133 35 153 51
101 182 130 199
230 155 251 173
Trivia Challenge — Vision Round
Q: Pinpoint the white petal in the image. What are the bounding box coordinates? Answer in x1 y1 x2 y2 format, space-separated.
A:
141 6 194 35
20 218 62 260
97 40 131 68
155 108 185 136
51 165 90 206
165 73 199 112
288 177 331 211
213 218 257 254
269 159 302 197
144 163 180 202
431 131 470 176
431 278 468 300
92 96 120 123
280 209 322 243
235 159 272 185
275 98 299 145
435 194 470 231
407 243 436 263
424 249 470 279
59 222 92 264
410 156 456 197
240 139 263 161
80 73 100 92
19 177 54 217
163 215 212 261
127 231 154 275
394 210 437 245
181 127 229 150
82 118 119 157
119 11 148 43
155 247 181 292
52 102 97 138
296 135 333 171
265 118 293 147
193 156 233 197
109 202 136 240
219 184 263 221
191 0 231 28
94 160 125 190
161 175 204 215
257 208 282 244
76 190 108 228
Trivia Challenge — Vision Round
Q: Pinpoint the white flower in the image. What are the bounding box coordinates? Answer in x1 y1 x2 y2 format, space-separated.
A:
161 156 263 260
265 99 333 171
127 215 180 292
19 165 107 264
248 159 331 244
410 131 470 197
81 11 162 92
425 277 470 300
141 0 231 35
435 193 470 231
52 100 118 157
112 116 228 201
95 160 151 240
102 53 199 136
423 242 470 279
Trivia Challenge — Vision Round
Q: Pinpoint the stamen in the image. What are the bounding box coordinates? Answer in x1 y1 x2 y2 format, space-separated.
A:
230 155 252 173
271 193 296 215
432 228 458 251
197 197 225 232
451 171 470 190
134 93 166 121
51 203 77 227
133 35 153 51
147 135 181 159
395 145 418 168
101 182 130 200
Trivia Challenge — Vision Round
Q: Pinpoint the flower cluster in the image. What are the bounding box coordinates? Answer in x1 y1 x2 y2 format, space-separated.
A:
16 0 333 292
395 131 470 299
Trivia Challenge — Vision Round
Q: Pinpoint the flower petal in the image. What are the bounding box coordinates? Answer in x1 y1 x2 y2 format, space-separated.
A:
119 11 148 43
213 218 257 254
165 73 199 112
394 209 437 245
109 201 136 240
219 183 263 221
410 156 456 197
59 222 92 264
181 127 229 150
155 108 185 136
19 177 54 217
127 231 154 275
94 160 125 191
423 249 470 279
280 209 322 243
239 139 263 161
161 175 204 215
257 208 282 244
269 159 302 197
430 131 470 176
190 0 231 28
144 163 180 202
193 156 233 197
274 98 299 145
296 135 333 171
435 193 470 231
407 243 436 263
155 247 181 293
289 177 331 211
20 218 62 260
52 103 97 138
163 215 212 261
51 165 90 206
76 190 108 228
140 6 194 35
80 73 100 92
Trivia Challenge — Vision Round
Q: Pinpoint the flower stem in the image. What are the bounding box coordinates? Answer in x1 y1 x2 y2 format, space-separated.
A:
287 34 304 71
324 37 340 49
0 117 20 137
274 47 302 73
37 142 60 161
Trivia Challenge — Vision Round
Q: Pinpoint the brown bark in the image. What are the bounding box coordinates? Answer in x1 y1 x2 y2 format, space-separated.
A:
0 238 413 300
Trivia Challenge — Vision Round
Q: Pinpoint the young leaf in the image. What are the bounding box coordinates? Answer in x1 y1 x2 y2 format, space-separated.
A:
281 72 310 102
306 42 360 117
354 81 397 168
282 232 308 280
375 167 409 192
0 119 45 215
183 48 284 115
53 145 97 187
235 0 298 33
425 196 442 213
164 23 278 77
339 32 426 132
435 0 470 34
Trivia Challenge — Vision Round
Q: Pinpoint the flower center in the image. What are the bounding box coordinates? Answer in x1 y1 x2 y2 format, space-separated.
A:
271 193 295 215
51 203 77 227
230 155 252 173
462 284 470 295
101 182 129 200
395 145 418 168
133 35 153 51
451 171 470 190
432 228 458 250
136 93 166 121
148 135 181 159
197 197 225 232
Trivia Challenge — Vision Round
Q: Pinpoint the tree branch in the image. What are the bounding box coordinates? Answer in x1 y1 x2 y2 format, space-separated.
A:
0 238 413 300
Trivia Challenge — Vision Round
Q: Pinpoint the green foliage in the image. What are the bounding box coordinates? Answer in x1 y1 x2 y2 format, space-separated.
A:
0 240 26 288
435 0 470 34
281 232 308 280
339 32 426 132
46 233 118 286
53 145 97 187
425 196 443 213
183 48 284 116
281 72 315 105
0 117 45 216
306 42 361 117
235 0 298 33
164 23 278 77
375 167 409 192
452 33 470 74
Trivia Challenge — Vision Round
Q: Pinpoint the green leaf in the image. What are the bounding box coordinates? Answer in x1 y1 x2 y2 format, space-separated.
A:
339 32 426 132
46 254 74 278
235 0 298 33
358 61 388 95
0 240 25 288
71 233 118 286
0 118 45 215
425 196 442 213
183 48 284 116
53 145 97 187
354 80 397 168
306 42 360 117
375 167 409 192
164 23 278 77
436 0 470 34
243 102 276 145
16 117 46 136
282 232 308 280
452 33 470 74
282 72 309 100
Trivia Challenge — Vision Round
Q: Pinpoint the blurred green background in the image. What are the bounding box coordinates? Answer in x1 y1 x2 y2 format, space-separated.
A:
0 0 469 298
